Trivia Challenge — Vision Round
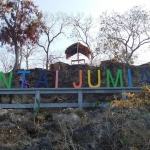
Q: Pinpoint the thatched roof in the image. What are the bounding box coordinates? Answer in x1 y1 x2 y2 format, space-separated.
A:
65 42 91 59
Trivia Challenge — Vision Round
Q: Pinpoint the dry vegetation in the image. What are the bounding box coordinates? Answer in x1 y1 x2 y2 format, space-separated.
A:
1 84 150 149
111 84 150 108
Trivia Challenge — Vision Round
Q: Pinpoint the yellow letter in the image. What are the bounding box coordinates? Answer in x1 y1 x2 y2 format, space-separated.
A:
88 70 101 88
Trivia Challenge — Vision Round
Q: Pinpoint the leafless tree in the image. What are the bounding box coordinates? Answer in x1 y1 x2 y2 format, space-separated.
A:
21 45 39 69
0 51 14 73
37 12 70 69
69 13 98 64
42 51 63 69
98 6 150 64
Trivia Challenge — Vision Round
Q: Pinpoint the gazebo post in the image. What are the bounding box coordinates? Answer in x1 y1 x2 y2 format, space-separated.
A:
77 42 79 64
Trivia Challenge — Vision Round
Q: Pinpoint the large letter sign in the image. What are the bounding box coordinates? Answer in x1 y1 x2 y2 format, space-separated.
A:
0 71 13 88
106 69 123 87
18 70 30 88
88 70 101 88
36 70 49 88
127 69 132 87
55 70 59 88
140 69 150 84
0 67 148 89
73 70 83 88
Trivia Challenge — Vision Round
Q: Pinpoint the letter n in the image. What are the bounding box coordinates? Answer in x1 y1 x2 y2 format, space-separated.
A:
0 72 13 88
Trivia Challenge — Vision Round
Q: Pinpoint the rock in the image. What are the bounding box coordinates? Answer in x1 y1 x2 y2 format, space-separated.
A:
62 107 74 114
21 121 38 138
54 112 80 128
0 108 8 115
2 106 150 149
0 108 8 122
39 137 53 150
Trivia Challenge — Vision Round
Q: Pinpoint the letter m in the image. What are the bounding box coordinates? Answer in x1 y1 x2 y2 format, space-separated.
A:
106 69 123 87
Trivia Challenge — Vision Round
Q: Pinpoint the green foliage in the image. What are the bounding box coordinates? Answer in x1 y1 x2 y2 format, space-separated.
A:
90 101 101 111
121 137 130 144
75 109 86 126
44 113 53 121
75 109 85 118
33 99 41 116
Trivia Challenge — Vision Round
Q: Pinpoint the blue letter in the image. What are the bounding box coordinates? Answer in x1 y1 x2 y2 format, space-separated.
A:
18 70 30 88
140 69 150 84
35 70 49 88
127 69 132 87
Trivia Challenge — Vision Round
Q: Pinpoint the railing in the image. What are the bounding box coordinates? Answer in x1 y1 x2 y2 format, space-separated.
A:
0 87 142 110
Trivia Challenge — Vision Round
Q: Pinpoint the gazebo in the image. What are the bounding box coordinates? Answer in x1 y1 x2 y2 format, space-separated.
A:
65 42 91 65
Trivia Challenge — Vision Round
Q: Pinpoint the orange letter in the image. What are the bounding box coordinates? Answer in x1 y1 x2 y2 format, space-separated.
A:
73 70 82 88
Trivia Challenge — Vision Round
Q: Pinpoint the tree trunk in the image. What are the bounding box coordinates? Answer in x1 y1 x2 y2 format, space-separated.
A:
90 53 94 65
19 48 23 69
46 52 49 70
13 44 19 71
26 57 29 69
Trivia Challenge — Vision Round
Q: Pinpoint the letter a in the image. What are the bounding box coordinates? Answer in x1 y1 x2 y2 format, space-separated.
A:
35 70 49 88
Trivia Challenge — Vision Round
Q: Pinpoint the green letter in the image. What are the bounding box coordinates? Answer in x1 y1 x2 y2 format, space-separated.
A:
0 72 13 88
106 69 123 87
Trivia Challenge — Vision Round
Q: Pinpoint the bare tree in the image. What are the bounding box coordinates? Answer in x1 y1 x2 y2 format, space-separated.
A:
0 51 14 73
69 13 98 64
21 45 39 69
98 6 150 64
42 51 63 69
37 12 70 69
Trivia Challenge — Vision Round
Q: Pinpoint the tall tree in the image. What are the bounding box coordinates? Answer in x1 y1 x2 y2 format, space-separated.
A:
98 6 150 64
69 13 98 64
38 12 69 69
0 50 14 73
0 0 44 70
21 45 39 69
42 52 63 69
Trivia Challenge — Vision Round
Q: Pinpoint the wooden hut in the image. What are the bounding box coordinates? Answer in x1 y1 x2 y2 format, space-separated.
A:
65 42 91 64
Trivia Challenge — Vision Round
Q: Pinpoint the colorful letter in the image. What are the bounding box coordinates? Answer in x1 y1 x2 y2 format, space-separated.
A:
35 70 49 88
127 69 132 87
106 69 123 87
140 69 150 84
55 70 59 88
18 70 30 88
0 71 13 88
88 70 101 88
73 70 82 88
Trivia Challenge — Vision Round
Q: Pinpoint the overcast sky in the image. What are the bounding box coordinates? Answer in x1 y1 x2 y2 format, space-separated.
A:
34 0 150 15
1 0 150 71
31 0 150 66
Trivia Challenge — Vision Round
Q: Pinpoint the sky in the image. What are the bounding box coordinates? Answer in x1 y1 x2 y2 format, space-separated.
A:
34 0 150 15
1 0 150 70
30 0 150 67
